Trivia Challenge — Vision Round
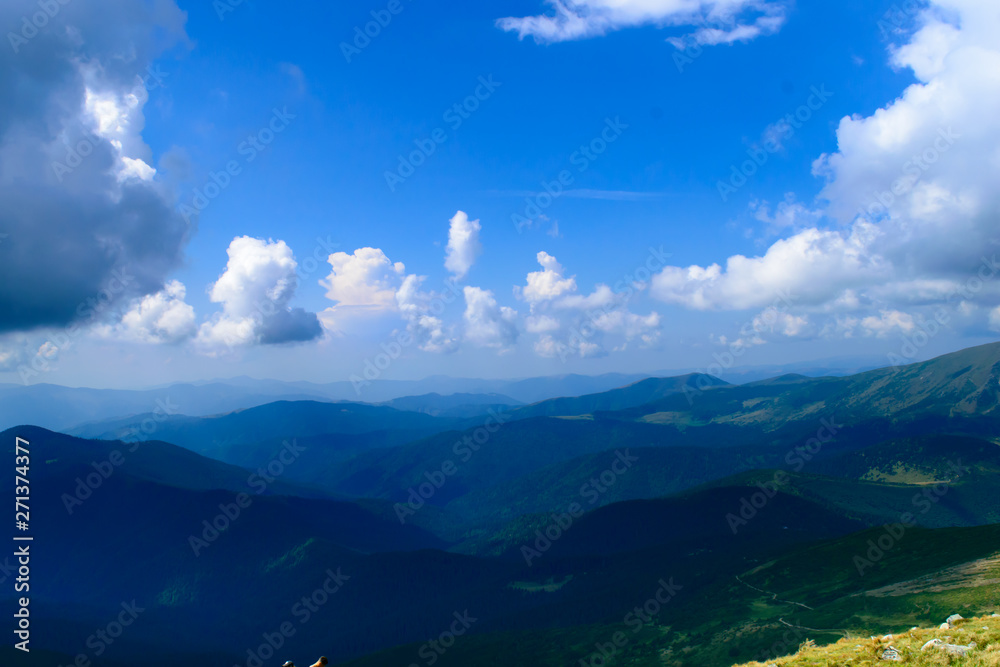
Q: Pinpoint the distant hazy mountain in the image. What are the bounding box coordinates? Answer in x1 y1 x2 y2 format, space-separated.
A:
507 373 728 420
0 352 931 433
0 373 649 432
380 392 523 417
68 399 451 455
180 372 658 403
0 382 334 431
669 357 887 384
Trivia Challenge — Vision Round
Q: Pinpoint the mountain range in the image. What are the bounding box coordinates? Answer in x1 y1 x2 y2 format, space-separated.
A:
2 341 999 666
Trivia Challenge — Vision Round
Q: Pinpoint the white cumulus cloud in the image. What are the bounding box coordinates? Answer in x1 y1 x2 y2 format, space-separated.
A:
198 237 321 349
517 251 661 358
322 247 405 309
651 0 1000 340
650 224 888 310
516 252 578 306
859 310 918 338
463 287 519 350
445 211 482 279
98 280 196 344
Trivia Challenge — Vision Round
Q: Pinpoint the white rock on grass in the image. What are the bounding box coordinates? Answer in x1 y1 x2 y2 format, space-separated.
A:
921 639 977 657
880 646 902 661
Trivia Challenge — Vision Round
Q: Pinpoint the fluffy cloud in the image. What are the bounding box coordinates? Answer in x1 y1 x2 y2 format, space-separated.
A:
650 224 888 310
535 334 603 359
463 287 519 350
319 243 465 352
97 280 196 344
497 0 787 46
198 237 322 349
0 338 30 372
859 310 918 338
554 284 617 311
445 211 482 279
810 0 1000 313
525 314 561 333
0 0 192 335
517 252 578 306
651 0 1000 340
81 78 158 182
517 251 661 358
322 247 406 309
592 310 662 351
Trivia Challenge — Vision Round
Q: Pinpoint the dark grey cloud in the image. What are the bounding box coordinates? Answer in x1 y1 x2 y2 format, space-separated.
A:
0 0 191 335
259 308 324 345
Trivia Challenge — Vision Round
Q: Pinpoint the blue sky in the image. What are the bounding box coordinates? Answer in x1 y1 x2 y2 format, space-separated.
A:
1 0 998 387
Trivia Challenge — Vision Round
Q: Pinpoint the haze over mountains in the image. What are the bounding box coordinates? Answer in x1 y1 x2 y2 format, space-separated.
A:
0 356 883 433
3 342 1000 666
